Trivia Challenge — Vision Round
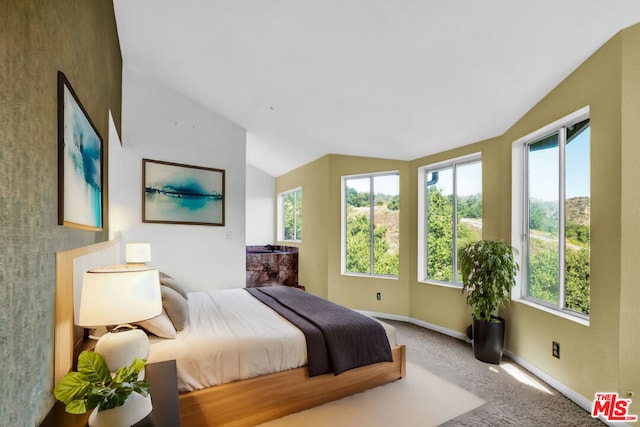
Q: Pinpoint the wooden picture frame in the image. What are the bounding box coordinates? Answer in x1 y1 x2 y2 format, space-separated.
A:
143 158 225 226
57 71 104 231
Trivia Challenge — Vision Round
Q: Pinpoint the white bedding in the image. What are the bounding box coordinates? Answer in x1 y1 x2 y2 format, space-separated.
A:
147 288 397 392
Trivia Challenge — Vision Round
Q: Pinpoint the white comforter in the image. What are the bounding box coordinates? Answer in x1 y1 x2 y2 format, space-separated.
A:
147 288 307 392
147 288 397 392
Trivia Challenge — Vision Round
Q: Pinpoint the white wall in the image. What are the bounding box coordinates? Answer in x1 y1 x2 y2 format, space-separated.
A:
110 65 246 291
246 163 276 245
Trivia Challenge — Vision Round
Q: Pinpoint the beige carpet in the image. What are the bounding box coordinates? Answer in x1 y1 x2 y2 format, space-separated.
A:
259 362 485 427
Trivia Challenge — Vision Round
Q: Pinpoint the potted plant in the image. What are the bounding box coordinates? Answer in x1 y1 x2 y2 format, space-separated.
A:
458 239 519 364
54 351 151 427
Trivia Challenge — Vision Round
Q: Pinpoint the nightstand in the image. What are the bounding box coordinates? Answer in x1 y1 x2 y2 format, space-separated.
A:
41 360 180 427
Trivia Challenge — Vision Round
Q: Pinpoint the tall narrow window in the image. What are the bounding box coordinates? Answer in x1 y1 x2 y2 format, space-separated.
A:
526 118 590 316
343 172 399 277
419 155 482 285
278 188 302 241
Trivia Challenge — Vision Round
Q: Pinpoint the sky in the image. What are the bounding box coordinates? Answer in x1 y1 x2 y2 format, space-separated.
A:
529 127 590 200
344 125 589 201
427 161 482 197
346 173 399 196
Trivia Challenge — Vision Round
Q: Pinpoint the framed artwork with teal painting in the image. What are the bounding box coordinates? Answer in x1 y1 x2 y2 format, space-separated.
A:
57 71 103 231
143 158 225 226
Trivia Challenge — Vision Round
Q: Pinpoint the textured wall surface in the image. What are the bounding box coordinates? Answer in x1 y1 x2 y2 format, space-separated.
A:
0 1 121 425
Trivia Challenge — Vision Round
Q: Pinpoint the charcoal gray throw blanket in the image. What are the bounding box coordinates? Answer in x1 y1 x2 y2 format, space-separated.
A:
246 287 393 376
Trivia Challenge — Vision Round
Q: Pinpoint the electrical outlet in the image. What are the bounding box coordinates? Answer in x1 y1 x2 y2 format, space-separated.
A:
552 341 560 359
376 292 381 301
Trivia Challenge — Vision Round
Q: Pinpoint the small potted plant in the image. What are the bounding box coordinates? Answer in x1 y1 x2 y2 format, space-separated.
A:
458 239 519 364
54 351 151 427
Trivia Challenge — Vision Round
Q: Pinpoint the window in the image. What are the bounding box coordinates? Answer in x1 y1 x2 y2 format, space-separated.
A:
418 154 482 286
278 187 302 241
513 107 590 320
342 172 399 277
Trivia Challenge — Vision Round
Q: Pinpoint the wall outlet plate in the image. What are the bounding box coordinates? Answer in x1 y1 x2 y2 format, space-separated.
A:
552 341 560 359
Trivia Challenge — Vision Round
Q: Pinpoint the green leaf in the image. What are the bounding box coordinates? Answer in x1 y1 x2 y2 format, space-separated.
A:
77 351 111 385
64 399 90 414
131 380 150 397
113 358 146 384
54 372 91 405
458 239 519 321
86 391 109 411
99 384 133 411
54 352 149 414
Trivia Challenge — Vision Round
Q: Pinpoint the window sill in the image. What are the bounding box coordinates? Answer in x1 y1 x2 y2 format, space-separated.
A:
512 298 590 327
417 279 462 290
342 272 399 280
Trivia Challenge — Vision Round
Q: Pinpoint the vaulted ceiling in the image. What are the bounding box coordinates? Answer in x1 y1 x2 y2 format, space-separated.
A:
114 1 640 176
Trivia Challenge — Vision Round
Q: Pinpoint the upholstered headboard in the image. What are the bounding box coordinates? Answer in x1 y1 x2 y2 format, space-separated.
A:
54 239 120 386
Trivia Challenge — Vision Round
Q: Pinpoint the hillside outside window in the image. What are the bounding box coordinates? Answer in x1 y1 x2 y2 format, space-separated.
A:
525 118 590 317
342 172 399 278
278 187 302 241
418 155 482 286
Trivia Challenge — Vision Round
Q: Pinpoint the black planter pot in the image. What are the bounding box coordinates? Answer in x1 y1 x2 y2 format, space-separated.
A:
472 316 505 364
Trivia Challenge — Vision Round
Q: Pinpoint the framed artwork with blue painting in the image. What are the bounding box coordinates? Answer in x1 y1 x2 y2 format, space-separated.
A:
143 158 225 226
57 71 103 231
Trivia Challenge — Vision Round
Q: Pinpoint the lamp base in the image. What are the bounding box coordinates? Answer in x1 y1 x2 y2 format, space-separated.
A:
95 327 150 376
88 392 152 427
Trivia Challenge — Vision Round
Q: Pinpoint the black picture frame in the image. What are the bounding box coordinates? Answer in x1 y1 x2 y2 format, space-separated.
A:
57 71 104 231
142 158 225 226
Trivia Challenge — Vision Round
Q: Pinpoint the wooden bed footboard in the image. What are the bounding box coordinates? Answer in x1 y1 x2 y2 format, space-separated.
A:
179 344 406 427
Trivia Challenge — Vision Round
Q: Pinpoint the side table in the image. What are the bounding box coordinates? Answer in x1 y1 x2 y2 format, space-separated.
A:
40 360 180 427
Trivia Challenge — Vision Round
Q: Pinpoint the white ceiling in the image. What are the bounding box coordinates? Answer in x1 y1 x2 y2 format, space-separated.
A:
114 1 640 177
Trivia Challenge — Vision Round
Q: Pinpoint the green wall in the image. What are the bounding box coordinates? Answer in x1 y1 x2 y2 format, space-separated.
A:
503 22 625 408
619 21 640 413
326 155 411 313
275 156 331 298
277 23 640 413
0 1 122 424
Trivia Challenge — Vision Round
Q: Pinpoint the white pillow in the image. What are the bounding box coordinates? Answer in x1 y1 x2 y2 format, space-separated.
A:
137 309 177 339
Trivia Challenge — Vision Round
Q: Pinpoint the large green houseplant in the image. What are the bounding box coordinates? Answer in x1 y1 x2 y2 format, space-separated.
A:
458 239 519 364
54 351 150 426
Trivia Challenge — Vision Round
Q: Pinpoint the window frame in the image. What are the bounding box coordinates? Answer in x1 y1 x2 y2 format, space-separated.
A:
417 153 482 287
511 106 590 325
341 171 400 279
277 187 302 242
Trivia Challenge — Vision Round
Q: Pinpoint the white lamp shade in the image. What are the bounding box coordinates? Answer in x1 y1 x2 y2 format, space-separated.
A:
78 267 162 327
125 243 151 263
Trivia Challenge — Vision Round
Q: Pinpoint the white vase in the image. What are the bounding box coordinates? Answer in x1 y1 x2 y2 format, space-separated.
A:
95 328 150 376
88 392 153 427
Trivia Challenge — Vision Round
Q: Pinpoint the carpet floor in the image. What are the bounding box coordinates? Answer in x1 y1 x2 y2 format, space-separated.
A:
263 319 605 426
391 320 605 426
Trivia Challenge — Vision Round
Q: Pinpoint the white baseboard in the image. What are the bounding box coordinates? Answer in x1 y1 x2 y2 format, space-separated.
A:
358 311 626 426
357 310 468 341
503 350 629 427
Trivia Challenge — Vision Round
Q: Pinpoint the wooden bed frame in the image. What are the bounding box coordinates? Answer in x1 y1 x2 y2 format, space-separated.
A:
54 240 406 426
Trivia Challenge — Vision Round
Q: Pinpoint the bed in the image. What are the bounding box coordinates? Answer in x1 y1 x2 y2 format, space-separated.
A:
54 240 406 426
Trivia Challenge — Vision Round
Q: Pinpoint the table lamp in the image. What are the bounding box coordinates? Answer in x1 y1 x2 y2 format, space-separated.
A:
125 242 152 266
77 266 162 426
